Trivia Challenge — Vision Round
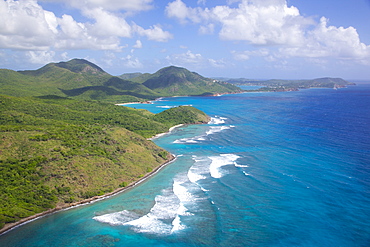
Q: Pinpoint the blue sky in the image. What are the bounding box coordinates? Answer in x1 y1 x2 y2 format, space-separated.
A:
1 0 370 80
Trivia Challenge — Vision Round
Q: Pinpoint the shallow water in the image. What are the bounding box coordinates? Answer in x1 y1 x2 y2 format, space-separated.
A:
1 85 370 246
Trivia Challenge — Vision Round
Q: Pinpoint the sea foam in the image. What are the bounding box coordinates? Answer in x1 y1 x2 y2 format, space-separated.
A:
173 115 233 144
209 154 240 178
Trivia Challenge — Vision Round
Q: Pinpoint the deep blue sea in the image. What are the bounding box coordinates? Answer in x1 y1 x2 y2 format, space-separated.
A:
1 84 370 246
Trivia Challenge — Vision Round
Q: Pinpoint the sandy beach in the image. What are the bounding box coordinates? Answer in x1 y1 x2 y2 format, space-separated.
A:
147 124 184 140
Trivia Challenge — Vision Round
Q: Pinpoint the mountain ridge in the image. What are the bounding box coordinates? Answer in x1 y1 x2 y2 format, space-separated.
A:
0 59 242 103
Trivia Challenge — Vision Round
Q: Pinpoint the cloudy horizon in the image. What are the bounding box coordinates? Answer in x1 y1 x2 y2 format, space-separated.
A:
0 0 369 80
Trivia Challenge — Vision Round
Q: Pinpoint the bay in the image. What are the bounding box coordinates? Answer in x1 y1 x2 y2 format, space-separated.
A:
1 85 370 246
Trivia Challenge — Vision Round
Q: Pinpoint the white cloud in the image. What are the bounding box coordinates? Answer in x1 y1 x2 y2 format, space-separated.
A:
121 54 143 69
0 0 57 50
26 50 56 64
101 51 117 67
58 14 85 39
0 0 172 53
134 24 173 42
166 50 227 69
133 40 142 49
166 0 370 61
281 17 370 60
166 0 310 46
56 13 123 51
199 23 214 35
165 0 191 24
167 50 204 66
208 58 227 68
82 8 132 37
61 51 69 60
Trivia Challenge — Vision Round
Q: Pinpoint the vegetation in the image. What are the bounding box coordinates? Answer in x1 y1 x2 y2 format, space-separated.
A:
0 94 208 229
153 105 210 127
141 66 242 96
0 58 224 230
0 59 242 103
226 77 355 92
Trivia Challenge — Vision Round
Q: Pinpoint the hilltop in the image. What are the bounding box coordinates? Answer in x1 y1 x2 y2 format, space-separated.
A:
0 59 242 103
0 59 159 103
131 66 242 96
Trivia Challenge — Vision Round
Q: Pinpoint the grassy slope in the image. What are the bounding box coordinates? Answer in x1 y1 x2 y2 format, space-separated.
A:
0 59 160 103
0 94 209 229
142 66 242 96
1 60 242 103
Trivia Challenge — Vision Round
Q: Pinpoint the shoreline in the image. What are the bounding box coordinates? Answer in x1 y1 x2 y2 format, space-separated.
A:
148 124 184 140
0 99 203 236
0 141 178 236
115 101 153 106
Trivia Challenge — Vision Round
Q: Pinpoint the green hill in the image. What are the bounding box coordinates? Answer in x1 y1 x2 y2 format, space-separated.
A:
0 60 242 103
0 94 209 229
0 59 221 231
1 59 160 103
142 66 243 96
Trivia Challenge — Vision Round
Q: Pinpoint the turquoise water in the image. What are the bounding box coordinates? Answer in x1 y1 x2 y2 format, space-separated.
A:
1 85 370 246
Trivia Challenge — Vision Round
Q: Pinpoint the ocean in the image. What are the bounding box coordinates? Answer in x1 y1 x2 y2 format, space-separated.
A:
1 84 370 246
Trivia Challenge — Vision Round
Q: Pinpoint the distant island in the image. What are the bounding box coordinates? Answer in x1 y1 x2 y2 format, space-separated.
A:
221 77 355 92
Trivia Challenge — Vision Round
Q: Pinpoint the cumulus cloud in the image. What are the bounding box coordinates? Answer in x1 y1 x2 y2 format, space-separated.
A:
169 50 202 64
281 17 370 59
26 50 56 64
121 54 143 69
0 0 171 54
166 50 227 68
166 0 310 45
134 24 173 42
0 0 57 50
133 40 142 49
55 13 123 51
166 0 370 61
82 8 132 38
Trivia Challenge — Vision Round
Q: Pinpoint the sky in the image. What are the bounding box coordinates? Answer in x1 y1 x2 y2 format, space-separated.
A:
0 0 370 80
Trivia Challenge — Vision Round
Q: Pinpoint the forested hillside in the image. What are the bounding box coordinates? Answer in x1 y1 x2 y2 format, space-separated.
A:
0 94 209 229
0 59 159 103
138 66 242 96
0 59 242 103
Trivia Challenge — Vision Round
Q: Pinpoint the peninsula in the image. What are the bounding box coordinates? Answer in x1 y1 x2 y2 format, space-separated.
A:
0 59 220 233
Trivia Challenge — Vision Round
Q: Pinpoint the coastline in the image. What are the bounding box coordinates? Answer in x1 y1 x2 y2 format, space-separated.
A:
0 100 203 236
115 101 153 106
148 124 184 140
0 133 179 235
